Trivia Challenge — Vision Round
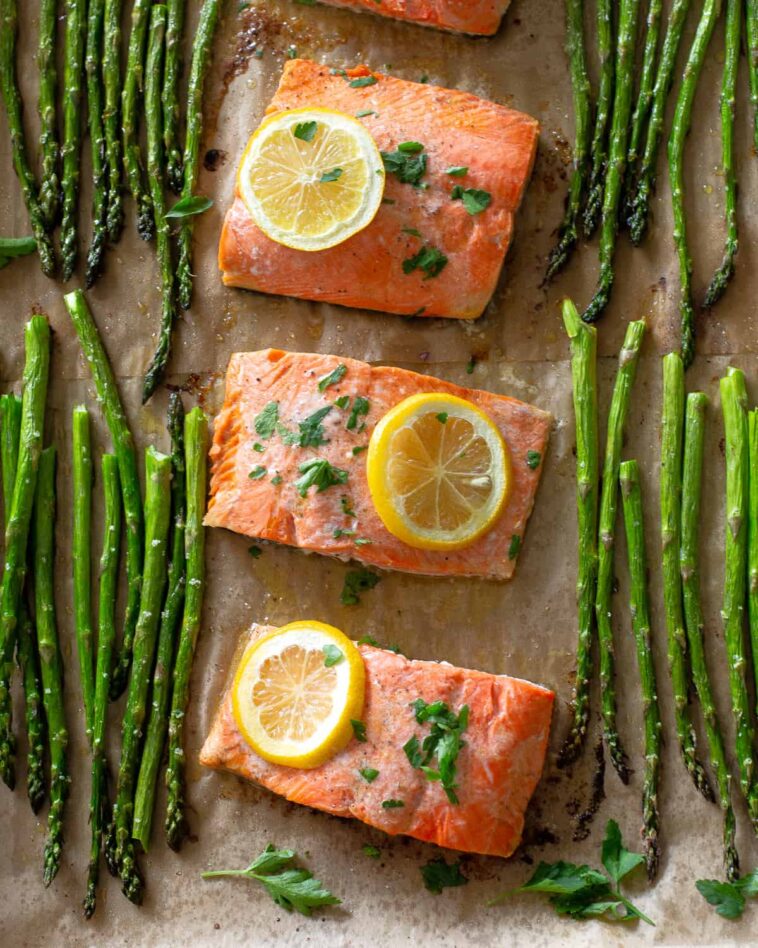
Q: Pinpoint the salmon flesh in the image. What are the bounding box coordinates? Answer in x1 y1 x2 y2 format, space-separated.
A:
314 0 512 35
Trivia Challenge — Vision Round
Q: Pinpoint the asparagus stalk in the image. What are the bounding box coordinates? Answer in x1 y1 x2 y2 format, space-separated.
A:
72 406 95 741
63 290 144 701
142 5 177 404
0 235 36 267
0 0 55 276
37 0 60 227
103 0 124 242
667 0 723 369
84 455 121 919
749 410 758 701
627 0 692 245
660 353 713 799
545 0 593 281
595 319 646 783
0 316 51 790
122 0 154 240
34 447 69 886
747 0 758 153
60 0 87 281
164 0 187 194
177 0 220 311
719 368 758 824
619 460 662 880
558 301 598 765
133 394 186 850
681 392 739 879
84 0 108 287
582 0 614 237
582 0 642 323
1 394 45 813
166 407 209 851
703 0 739 309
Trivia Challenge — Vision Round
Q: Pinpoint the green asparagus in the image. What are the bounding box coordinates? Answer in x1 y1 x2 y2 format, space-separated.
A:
164 0 187 194
37 0 60 227
84 0 109 287
177 0 221 311
703 0 739 309
60 0 87 281
142 5 177 404
103 0 124 242
72 406 95 740
63 290 144 701
747 0 758 152
545 0 592 280
681 392 739 879
582 0 642 323
623 0 662 208
133 394 187 850
0 235 36 268
166 407 209 850
660 353 712 799
558 300 598 765
122 0 154 240
582 0 614 237
667 0 722 369
0 315 51 791
619 460 662 880
595 319 646 784
84 455 121 918
0 0 55 276
35 447 69 886
749 410 758 701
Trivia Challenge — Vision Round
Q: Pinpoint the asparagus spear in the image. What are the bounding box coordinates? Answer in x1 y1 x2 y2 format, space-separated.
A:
545 0 593 281
72 406 95 741
0 315 51 790
627 0 692 245
703 0 739 309
582 0 614 237
0 0 55 276
558 301 598 765
164 0 187 195
84 455 121 919
84 0 108 287
681 392 739 879
166 407 209 851
103 0 124 242
582 0 642 323
719 368 758 824
108 447 171 904
619 460 662 880
660 353 713 799
122 0 154 240
142 5 177 404
667 0 723 369
0 235 36 267
749 410 758 700
133 394 186 850
63 290 144 701
1 394 45 813
37 0 60 227
595 319 646 784
60 0 87 281
747 0 758 152
623 0 661 212
177 0 221 311
34 447 69 886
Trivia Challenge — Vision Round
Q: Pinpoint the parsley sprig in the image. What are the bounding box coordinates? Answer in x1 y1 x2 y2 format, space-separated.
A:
201 844 341 917
403 699 469 804
295 457 348 496
696 870 758 919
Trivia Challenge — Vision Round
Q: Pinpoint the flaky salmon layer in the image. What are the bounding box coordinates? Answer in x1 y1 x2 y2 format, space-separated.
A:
204 350 551 580
200 625 554 858
218 60 539 319
316 0 511 35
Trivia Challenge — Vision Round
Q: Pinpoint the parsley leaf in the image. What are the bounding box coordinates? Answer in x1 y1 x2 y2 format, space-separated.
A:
601 820 645 886
349 75 378 88
295 457 348 496
341 495 356 517
249 465 266 480
248 545 262 558
352 445 367 456
508 534 521 559
381 799 404 809
323 644 344 667
436 412 448 424
271 474 283 486
358 767 379 783
402 245 448 279
317 363 347 392
526 449 541 470
350 719 367 742
320 168 343 183
201 844 341 917
466 356 476 374
406 699 469 804
445 166 468 177
334 395 350 410
341 568 380 605
254 401 279 439
356 109 376 118
347 395 369 431
363 844 381 858
450 187 491 215
381 146 427 186
165 194 213 219
398 141 423 153
420 858 468 894
279 406 333 448
696 880 745 919
293 120 317 142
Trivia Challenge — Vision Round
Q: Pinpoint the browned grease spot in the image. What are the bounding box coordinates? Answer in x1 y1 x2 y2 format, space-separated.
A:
572 738 606 842
204 148 228 172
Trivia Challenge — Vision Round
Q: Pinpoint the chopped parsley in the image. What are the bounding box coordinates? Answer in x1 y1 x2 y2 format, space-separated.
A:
248 545 262 558
341 568 380 605
465 355 476 374
436 412 448 424
451 186 492 215
334 395 350 410
254 401 279 439
381 799 404 809
363 844 381 858
346 395 369 431
357 635 401 654
526 449 541 470
293 120 317 142
248 465 266 480
253 442 265 453
320 168 343 183
445 166 468 177
271 474 283 486
402 245 448 279
317 363 347 392
323 644 344 667
340 496 356 517
349 75 377 88
402 226 422 237
420 858 468 895
278 406 333 448
508 534 521 559
330 68 347 77
354 537 372 546
358 767 379 783
356 109 376 118
397 141 423 153
294 457 348 496
333 527 356 539
352 445 367 456
286 45 297 59
403 698 469 804
381 145 427 187
350 719 367 742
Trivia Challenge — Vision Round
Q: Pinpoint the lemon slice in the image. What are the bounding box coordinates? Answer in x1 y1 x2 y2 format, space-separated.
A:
367 393 511 551
232 621 366 769
238 107 385 252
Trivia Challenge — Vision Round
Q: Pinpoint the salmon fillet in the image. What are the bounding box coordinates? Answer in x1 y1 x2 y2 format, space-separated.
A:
218 60 539 319
205 349 551 580
315 0 511 35
200 624 555 858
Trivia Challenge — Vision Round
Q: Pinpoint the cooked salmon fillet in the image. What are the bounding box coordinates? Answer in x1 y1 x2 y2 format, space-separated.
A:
205 349 551 580
218 60 539 319
316 0 511 35
200 624 555 858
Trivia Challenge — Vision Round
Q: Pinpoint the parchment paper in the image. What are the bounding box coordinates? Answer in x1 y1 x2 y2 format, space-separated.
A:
1 1 757 945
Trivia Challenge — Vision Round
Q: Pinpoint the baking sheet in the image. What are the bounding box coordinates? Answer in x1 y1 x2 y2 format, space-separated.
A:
1 0 757 944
